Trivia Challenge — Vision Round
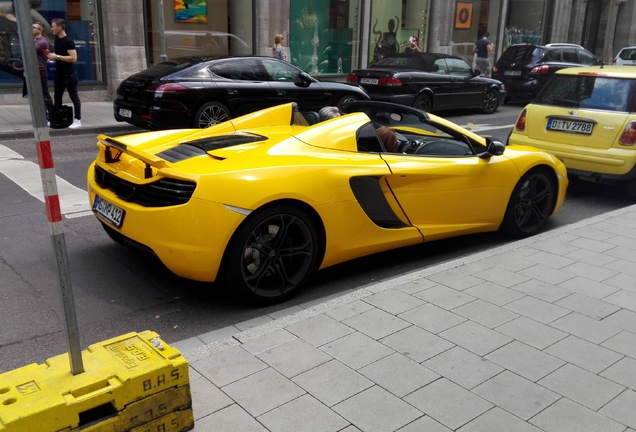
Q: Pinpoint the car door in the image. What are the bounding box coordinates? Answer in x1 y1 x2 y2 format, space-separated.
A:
260 58 332 109
425 58 455 110
445 57 483 108
380 150 516 239
206 58 277 116
343 101 518 238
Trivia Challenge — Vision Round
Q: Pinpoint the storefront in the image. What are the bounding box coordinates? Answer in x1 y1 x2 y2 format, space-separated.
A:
1 0 632 105
0 0 103 87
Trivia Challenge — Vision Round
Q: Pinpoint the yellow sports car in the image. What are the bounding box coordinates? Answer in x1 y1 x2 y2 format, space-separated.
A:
88 101 567 303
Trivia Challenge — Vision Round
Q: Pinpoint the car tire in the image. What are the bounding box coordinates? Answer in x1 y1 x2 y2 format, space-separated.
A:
195 102 231 128
337 94 360 106
223 205 320 304
481 90 500 114
413 94 432 112
501 168 555 238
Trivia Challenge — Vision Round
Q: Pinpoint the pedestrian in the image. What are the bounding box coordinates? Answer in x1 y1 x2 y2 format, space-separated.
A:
403 36 421 53
30 21 54 122
272 33 287 61
473 31 493 77
47 18 81 128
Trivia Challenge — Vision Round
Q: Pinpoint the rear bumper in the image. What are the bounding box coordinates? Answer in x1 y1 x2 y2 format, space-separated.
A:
114 99 192 130
509 132 636 183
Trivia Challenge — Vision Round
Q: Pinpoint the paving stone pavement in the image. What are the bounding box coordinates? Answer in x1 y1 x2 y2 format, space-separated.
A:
171 204 636 432
3 102 635 431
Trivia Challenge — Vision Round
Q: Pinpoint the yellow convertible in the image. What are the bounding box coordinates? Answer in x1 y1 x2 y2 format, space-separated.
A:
88 101 567 302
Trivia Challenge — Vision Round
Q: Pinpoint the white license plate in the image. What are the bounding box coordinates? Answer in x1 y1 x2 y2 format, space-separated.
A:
504 70 521 76
119 108 132 118
360 78 379 85
547 118 593 135
93 195 125 228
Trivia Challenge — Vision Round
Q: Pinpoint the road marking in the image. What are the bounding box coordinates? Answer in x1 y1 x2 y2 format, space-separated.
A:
0 144 91 218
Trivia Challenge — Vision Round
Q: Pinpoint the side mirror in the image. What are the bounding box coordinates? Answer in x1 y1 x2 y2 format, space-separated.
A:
478 139 505 158
299 72 312 87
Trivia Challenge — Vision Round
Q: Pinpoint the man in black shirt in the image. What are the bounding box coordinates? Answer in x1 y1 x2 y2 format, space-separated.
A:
473 31 494 77
47 18 81 128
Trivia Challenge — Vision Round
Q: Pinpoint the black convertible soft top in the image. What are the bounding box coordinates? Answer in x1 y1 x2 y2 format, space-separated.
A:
370 53 459 71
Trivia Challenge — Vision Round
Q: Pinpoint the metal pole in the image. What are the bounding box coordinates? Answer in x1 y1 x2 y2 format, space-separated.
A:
158 0 168 62
14 1 84 374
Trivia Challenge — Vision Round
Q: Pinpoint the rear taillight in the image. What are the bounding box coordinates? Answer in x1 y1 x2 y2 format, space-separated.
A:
619 121 636 146
378 77 402 86
515 109 527 132
529 64 550 74
492 66 499 73
346 75 358 84
146 83 188 93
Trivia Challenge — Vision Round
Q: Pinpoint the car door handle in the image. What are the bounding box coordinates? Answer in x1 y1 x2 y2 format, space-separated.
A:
226 89 238 96
276 90 286 96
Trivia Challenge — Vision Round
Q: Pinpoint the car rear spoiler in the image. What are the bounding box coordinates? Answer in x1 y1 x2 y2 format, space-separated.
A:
97 135 173 179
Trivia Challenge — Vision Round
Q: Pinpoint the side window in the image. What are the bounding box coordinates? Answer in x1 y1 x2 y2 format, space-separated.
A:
208 59 264 80
578 50 597 65
544 49 561 62
432 59 448 74
261 59 303 83
562 48 578 63
446 58 472 76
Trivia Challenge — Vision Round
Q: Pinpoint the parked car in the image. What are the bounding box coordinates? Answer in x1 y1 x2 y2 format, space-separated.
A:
492 43 598 102
346 53 505 114
113 56 368 130
90 101 567 303
613 45 636 65
508 66 636 198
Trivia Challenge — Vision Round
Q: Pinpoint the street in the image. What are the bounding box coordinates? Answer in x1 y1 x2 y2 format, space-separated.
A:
0 103 633 373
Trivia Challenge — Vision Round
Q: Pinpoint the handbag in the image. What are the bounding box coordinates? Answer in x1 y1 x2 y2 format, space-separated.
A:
50 105 73 129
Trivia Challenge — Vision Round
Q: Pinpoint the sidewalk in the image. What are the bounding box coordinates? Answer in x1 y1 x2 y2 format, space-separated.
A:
0 102 138 139
169 204 636 432
3 101 635 431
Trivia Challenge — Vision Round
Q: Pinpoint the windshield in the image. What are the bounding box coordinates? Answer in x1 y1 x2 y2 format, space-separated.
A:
535 75 635 112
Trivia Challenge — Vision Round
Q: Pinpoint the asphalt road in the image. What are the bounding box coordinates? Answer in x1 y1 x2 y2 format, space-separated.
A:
0 103 633 373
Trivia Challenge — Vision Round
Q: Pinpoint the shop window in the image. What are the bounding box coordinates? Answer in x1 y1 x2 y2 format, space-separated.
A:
369 0 429 65
0 0 103 87
147 0 253 64
290 0 362 74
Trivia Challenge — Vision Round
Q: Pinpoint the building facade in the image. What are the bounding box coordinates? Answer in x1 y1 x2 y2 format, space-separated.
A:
1 0 634 105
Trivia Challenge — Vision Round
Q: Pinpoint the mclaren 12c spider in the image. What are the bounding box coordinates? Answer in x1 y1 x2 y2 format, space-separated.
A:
88 101 568 303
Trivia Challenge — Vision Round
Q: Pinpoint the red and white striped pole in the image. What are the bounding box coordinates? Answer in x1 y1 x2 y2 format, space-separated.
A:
15 2 84 374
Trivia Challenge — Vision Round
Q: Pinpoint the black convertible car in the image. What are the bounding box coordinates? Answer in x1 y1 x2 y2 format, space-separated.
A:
346 53 505 114
114 56 369 130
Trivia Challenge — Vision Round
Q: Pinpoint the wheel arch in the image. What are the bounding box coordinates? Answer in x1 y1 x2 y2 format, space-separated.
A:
220 198 327 272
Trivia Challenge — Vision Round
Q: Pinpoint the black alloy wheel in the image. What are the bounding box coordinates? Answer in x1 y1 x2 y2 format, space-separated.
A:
481 90 500 114
501 168 555 238
195 101 231 128
224 206 320 303
413 94 432 112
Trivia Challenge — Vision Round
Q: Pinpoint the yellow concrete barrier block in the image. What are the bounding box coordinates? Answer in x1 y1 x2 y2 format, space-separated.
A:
0 331 194 432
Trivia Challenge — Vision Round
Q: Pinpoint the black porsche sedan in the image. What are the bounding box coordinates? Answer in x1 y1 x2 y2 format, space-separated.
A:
114 56 369 130
346 53 505 114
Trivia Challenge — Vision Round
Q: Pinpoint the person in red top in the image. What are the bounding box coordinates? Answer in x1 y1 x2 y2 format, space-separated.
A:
46 18 81 128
